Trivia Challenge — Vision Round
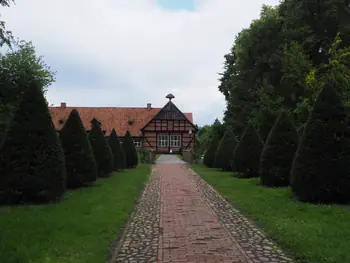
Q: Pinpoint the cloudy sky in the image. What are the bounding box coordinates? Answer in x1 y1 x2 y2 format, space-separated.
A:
2 0 279 126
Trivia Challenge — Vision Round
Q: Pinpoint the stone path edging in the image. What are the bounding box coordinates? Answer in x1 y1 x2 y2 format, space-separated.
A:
111 166 161 263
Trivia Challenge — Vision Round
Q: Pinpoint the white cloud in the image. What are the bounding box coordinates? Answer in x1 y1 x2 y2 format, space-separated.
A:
2 0 280 126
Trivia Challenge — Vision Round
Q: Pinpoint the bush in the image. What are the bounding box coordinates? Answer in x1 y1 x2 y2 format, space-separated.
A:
139 148 156 164
203 134 220 168
214 130 237 171
108 129 125 170
291 85 350 203
59 109 97 188
122 131 138 168
0 82 66 204
89 118 114 177
231 124 263 178
259 111 299 187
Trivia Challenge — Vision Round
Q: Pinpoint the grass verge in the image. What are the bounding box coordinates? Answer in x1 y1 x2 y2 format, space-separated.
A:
0 164 150 263
192 164 350 263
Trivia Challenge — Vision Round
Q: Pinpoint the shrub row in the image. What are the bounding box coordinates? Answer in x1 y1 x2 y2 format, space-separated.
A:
0 82 138 205
205 85 350 204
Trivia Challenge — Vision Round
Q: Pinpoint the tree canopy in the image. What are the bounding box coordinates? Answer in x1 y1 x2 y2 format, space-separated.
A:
217 1 350 135
0 40 55 140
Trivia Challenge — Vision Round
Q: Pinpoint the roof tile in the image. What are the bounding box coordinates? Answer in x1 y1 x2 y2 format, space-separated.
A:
49 106 193 137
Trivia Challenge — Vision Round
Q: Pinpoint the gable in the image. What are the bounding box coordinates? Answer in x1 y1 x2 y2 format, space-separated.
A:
141 100 197 131
153 101 187 120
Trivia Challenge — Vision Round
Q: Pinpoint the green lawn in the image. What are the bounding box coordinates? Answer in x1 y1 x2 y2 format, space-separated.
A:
0 165 150 263
192 164 350 263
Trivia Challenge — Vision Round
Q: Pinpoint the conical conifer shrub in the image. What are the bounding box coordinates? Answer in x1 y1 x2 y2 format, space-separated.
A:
89 118 114 177
203 134 220 168
108 129 126 171
214 130 237 171
259 111 299 187
291 85 350 203
59 109 97 188
122 131 138 168
0 82 66 204
231 124 263 178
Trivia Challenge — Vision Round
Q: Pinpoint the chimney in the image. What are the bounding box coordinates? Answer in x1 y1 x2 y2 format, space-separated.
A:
147 103 152 110
60 102 66 109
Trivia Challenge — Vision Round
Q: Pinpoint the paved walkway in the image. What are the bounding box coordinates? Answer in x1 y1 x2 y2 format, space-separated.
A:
111 157 293 263
156 154 186 164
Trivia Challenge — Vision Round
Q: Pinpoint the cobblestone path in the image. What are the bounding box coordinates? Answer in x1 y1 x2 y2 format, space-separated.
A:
112 162 293 263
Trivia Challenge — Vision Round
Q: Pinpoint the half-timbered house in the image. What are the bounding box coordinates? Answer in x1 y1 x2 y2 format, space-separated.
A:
49 94 197 154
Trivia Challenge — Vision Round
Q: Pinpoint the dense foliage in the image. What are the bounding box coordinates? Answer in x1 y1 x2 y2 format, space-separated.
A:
122 131 138 168
59 109 97 188
0 82 66 204
231 125 263 178
108 129 125 170
214 130 237 171
0 40 55 141
217 1 350 135
89 118 114 177
290 85 350 203
259 111 299 187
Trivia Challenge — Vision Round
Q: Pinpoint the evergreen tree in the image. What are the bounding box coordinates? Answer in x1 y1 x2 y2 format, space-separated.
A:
259 111 299 187
122 131 138 168
291 85 350 203
89 118 114 177
214 130 237 171
203 134 220 168
232 124 263 178
108 129 125 171
0 82 66 204
59 109 97 188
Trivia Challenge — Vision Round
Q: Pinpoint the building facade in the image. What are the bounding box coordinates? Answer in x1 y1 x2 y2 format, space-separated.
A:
49 94 197 154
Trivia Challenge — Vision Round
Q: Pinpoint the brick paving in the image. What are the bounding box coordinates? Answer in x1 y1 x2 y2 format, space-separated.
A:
112 157 293 263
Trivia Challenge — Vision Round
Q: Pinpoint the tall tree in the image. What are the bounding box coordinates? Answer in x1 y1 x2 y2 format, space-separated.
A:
0 40 55 140
59 109 97 188
218 1 350 134
0 0 14 47
0 81 66 204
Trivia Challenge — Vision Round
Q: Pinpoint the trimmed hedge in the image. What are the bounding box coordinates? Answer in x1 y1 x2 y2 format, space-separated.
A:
291 85 350 203
89 118 114 177
231 124 263 178
259 111 299 187
203 134 220 168
59 109 97 188
122 131 138 168
214 130 237 171
0 82 66 204
108 129 126 171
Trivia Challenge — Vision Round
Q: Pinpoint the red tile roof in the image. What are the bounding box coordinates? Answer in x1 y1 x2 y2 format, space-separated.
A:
49 106 194 137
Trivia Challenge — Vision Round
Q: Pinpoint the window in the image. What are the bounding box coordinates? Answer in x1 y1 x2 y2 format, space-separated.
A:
158 134 169 147
133 138 142 148
170 134 181 147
